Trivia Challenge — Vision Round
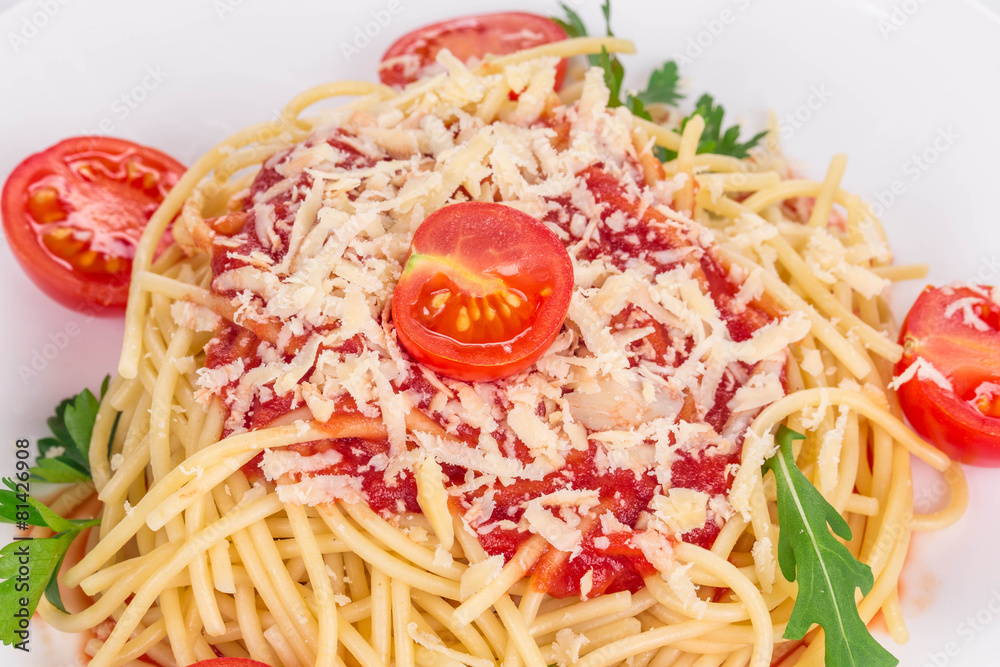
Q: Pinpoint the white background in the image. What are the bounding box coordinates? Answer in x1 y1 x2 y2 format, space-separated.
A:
1 1 1000 666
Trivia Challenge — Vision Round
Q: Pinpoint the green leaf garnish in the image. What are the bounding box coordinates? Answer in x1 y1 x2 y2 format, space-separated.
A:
662 93 766 161
764 426 898 667
30 377 112 483
0 479 99 639
550 2 681 125
552 3 589 42
633 60 682 107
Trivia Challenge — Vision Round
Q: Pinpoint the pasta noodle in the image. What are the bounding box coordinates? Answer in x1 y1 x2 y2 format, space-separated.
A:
39 36 966 667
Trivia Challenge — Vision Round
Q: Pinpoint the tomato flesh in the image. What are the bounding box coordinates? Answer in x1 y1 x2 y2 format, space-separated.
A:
379 12 568 89
392 202 573 381
190 659 270 667
1 136 184 311
896 284 1000 465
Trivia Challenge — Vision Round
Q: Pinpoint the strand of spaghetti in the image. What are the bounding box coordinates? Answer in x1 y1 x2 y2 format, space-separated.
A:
338 616 384 667
47 541 178 630
69 421 349 588
505 586 546 667
718 247 872 378
160 587 196 665
911 462 968 531
287 502 338 667
185 497 226 636
740 179 851 215
157 417 375 525
318 504 461 599
674 114 704 215
410 590 495 661
88 493 284 667
696 171 782 193
676 544 771 667
341 501 466 580
370 566 392 664
262 625 303 667
575 617 728 667
218 498 315 666
88 374 127 490
642 573 782 625
530 591 633 637
452 534 548 627
120 120 294 380
148 326 194 573
830 411 862 512
113 617 168 665
478 36 635 74
237 495 321 657
235 582 281 665
549 618 644 662
280 80 395 122
870 264 929 281
391 578 415 667
746 386 951 473
565 591 658 640
452 518 546 667
807 153 847 228
862 442 914 579
705 194 902 362
634 117 682 152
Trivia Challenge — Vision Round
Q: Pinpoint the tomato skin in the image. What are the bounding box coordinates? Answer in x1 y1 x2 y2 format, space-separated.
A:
378 12 568 89
1 136 183 312
190 659 271 667
392 202 573 382
896 284 1000 465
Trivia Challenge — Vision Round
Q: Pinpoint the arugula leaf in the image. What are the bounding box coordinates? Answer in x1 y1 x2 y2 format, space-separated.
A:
763 426 898 667
30 377 112 483
663 93 766 161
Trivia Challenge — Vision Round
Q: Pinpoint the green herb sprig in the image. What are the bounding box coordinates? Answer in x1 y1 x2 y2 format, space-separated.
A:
0 380 111 646
552 1 763 159
764 426 898 667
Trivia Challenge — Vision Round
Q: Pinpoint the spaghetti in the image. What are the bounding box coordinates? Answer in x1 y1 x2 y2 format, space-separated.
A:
39 38 967 667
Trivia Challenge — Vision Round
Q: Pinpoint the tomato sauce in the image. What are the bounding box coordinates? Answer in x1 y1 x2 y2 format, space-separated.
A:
199 124 778 598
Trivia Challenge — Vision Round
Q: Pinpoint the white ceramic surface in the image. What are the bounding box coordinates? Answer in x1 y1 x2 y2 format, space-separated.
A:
1 1 999 665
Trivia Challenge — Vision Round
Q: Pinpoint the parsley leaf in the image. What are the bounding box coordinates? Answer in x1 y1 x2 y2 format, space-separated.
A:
633 60 682 107
0 479 99 642
550 1 681 127
764 426 898 667
30 377 112 483
662 93 766 161
552 3 589 41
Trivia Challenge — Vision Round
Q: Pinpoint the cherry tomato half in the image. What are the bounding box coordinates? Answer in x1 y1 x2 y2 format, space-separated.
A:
1 136 184 311
190 659 271 667
392 202 574 382
378 12 568 89
896 284 1000 465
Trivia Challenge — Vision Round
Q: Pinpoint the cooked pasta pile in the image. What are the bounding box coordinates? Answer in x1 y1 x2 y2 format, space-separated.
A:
38 38 967 667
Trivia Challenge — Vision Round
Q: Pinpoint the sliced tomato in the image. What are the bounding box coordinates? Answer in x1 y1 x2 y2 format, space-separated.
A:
1 136 184 312
378 12 568 89
190 659 270 667
896 284 1000 465
392 202 573 381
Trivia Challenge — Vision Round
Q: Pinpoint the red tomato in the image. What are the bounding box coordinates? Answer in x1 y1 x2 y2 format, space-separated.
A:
896 284 1000 465
392 202 573 381
1 136 184 312
190 659 270 667
378 12 568 89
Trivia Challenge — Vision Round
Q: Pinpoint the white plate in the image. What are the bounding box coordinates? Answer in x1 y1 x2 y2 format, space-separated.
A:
1 0 999 665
